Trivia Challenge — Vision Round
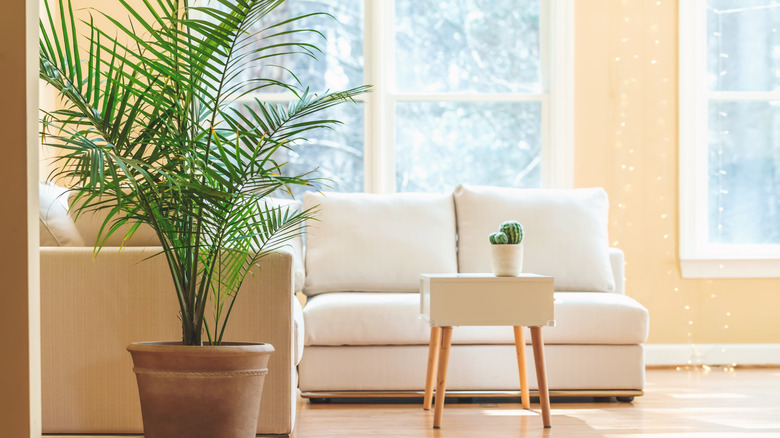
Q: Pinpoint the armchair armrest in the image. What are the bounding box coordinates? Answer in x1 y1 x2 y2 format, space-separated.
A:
41 246 298 435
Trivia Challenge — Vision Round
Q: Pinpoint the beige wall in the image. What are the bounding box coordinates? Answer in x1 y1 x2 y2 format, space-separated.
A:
39 0 154 181
575 0 780 344
0 0 41 436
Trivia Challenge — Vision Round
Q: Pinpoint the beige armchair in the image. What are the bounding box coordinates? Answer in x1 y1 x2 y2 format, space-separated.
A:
40 246 302 435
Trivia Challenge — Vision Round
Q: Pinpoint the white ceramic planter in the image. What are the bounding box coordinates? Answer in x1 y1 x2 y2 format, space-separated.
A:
490 244 524 277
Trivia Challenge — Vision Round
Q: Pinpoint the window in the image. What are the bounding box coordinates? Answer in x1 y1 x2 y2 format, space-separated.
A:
679 0 780 277
237 0 571 196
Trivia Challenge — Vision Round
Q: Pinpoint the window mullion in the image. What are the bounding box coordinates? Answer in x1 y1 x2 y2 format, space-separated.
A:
364 0 395 193
548 0 574 189
708 91 780 101
393 93 546 102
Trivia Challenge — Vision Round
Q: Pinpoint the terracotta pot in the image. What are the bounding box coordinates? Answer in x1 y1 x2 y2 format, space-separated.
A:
127 341 274 438
490 243 524 276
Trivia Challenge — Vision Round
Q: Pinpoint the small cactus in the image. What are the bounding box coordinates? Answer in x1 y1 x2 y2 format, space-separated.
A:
500 221 524 244
488 232 509 245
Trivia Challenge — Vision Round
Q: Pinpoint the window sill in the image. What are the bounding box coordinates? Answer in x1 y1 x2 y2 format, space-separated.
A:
680 258 780 279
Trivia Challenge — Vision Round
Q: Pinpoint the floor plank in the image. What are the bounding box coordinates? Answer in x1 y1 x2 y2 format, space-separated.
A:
45 367 780 437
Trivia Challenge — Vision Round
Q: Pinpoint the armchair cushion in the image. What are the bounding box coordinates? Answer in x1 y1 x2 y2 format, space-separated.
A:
39 182 84 247
68 191 159 247
67 192 305 292
265 197 305 293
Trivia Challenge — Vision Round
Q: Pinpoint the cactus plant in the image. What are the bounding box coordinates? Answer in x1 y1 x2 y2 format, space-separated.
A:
500 221 524 244
489 232 509 245
488 221 524 244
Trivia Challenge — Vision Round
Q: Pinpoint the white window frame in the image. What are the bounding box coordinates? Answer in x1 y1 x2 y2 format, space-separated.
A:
679 0 780 278
253 0 573 194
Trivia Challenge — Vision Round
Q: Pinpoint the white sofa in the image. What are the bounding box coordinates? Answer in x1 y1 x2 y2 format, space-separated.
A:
297 185 650 400
38 182 305 435
39 181 650 436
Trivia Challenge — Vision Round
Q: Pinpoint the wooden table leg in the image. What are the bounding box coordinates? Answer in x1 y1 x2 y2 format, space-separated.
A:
530 326 551 428
423 327 442 410
513 326 531 409
433 326 453 429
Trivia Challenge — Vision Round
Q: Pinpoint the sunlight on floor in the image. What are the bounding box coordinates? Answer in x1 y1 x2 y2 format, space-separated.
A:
481 408 539 416
670 392 747 399
636 407 769 414
606 434 780 438
689 417 780 430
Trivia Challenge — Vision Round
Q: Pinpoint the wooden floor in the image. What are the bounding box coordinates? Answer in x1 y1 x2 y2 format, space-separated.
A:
48 367 780 437
290 367 780 438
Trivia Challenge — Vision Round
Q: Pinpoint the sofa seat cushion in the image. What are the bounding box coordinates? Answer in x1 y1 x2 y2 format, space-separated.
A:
303 292 649 346
302 192 457 296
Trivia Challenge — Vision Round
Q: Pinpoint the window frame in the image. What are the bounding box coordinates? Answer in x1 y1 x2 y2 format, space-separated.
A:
679 0 780 278
248 0 573 194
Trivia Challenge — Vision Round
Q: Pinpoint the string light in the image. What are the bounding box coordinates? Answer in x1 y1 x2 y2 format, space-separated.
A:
611 0 735 373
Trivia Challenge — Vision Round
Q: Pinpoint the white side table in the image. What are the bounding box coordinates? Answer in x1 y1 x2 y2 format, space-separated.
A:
420 273 555 429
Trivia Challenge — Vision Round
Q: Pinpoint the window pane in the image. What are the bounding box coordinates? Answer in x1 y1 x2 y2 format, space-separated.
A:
395 102 541 193
236 101 364 198
237 0 364 93
395 0 541 93
706 0 780 92
708 101 780 244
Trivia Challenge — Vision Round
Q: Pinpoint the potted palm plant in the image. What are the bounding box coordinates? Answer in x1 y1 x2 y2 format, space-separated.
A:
39 0 367 436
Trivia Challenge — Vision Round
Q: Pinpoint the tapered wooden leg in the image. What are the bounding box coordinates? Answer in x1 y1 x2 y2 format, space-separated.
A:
513 326 531 409
530 326 551 428
423 327 442 410
433 326 453 429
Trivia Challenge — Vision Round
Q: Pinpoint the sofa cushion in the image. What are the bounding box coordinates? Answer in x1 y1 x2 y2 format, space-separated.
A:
67 191 303 274
39 182 85 247
68 191 160 247
303 292 648 346
293 294 305 366
265 197 305 293
454 184 615 292
302 192 457 296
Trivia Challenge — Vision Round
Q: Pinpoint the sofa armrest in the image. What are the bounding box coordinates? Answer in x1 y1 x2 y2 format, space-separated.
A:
41 246 298 435
608 247 625 295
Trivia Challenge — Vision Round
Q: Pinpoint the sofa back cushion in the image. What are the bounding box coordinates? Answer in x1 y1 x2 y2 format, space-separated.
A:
454 184 615 292
264 197 305 293
303 191 457 296
68 190 307 291
68 191 160 247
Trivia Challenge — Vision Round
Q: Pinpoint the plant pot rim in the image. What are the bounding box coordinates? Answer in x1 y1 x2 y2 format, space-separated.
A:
127 341 274 354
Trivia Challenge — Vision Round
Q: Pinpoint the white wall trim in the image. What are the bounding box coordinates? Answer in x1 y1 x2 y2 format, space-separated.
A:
681 258 780 278
678 0 710 265
548 0 574 189
646 344 780 366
